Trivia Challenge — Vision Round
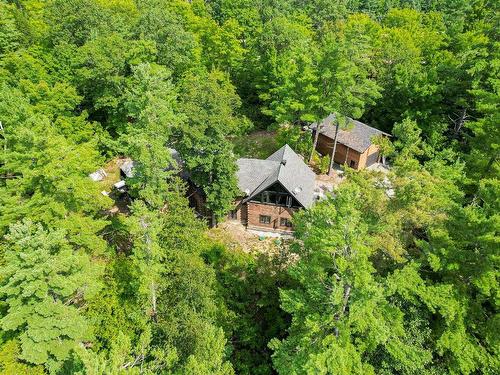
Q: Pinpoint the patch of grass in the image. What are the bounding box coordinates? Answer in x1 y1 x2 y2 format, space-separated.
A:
231 130 279 159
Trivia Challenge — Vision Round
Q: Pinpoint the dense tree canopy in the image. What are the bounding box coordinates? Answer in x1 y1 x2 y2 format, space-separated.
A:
0 0 498 374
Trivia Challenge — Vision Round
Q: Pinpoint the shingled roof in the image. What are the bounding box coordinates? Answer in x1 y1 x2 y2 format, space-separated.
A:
236 144 316 208
312 113 390 153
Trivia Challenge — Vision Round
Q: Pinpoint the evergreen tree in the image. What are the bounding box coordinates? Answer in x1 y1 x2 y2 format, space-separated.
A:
0 2 498 374
310 15 381 164
0 221 103 372
270 184 433 374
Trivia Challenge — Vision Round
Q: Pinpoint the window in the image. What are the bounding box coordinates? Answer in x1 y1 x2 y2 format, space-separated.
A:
262 191 271 203
349 160 356 168
280 218 292 227
250 184 300 208
259 215 271 224
276 193 287 206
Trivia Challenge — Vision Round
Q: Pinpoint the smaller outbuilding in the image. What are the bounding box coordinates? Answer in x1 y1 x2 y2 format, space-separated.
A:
312 114 390 170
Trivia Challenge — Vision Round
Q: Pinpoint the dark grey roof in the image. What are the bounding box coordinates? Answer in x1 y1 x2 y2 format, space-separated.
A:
312 113 390 153
236 158 280 195
236 145 316 208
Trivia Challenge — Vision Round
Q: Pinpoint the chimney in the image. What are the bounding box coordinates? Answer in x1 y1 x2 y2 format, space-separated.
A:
281 159 287 166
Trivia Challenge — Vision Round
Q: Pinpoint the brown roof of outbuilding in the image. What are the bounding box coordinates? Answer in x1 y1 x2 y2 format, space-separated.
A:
312 114 390 153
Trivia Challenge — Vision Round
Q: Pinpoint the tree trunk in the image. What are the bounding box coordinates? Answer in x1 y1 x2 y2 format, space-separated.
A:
340 283 351 317
150 281 157 322
1 121 8 178
327 121 340 175
309 120 321 163
140 217 157 321
334 283 352 338
453 108 467 136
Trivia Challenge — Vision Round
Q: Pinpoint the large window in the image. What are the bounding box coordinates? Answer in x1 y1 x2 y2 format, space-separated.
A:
251 183 300 208
280 217 292 227
259 215 271 224
262 191 271 204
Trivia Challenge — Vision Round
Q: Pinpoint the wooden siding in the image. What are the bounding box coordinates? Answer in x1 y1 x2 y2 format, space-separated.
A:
228 201 295 232
362 144 380 168
228 198 248 225
316 133 380 170
246 202 295 232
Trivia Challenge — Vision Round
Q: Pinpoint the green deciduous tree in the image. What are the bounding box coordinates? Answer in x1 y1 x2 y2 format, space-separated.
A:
135 0 200 76
392 118 425 160
122 190 234 373
309 15 381 166
174 69 249 221
0 85 110 255
47 0 138 47
365 9 451 143
255 15 318 125
74 34 156 130
0 340 45 375
0 2 498 374
0 3 23 56
205 244 292 375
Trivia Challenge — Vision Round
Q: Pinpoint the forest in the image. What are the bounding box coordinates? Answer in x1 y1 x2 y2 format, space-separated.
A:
0 0 498 374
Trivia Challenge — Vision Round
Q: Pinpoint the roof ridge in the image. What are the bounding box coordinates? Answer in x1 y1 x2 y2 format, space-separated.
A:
276 144 292 180
244 144 288 200
245 157 282 198
266 144 288 161
329 114 390 135
238 144 315 208
276 153 284 180
239 157 278 161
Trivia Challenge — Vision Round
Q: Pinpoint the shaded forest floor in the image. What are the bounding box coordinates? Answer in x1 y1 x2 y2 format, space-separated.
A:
231 130 279 159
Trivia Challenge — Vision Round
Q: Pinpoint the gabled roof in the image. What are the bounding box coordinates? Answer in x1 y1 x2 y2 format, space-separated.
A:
236 144 316 208
312 113 390 153
235 158 281 195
